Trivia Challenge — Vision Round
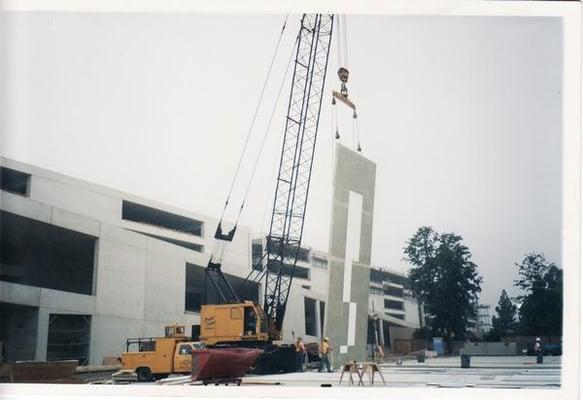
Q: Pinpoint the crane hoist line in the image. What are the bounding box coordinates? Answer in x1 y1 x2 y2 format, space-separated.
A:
199 14 359 374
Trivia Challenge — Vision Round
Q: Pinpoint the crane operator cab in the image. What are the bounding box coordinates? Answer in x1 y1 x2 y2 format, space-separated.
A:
242 303 268 339
200 301 268 345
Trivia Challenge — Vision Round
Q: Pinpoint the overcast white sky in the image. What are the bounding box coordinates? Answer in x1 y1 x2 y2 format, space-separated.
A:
1 12 563 307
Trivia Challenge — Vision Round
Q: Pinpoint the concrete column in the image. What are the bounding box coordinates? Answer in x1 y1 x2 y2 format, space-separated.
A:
35 308 50 361
378 318 384 346
315 300 322 338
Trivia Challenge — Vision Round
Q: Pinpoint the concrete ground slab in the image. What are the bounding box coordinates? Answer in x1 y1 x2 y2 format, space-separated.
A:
390 355 562 369
74 356 562 390
240 356 561 389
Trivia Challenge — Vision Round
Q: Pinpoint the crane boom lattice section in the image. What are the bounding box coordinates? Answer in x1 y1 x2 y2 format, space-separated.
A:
264 14 334 338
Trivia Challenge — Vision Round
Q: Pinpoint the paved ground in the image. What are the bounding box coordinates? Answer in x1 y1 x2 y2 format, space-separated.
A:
395 355 561 369
74 355 561 389
0 356 561 400
241 356 562 389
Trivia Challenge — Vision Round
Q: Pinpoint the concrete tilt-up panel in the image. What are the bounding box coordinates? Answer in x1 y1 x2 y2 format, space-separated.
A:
324 143 376 368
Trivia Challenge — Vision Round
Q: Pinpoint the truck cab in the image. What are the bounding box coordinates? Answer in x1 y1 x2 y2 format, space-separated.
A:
119 324 205 382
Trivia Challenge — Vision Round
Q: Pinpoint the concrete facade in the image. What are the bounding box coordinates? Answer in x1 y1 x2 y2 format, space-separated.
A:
369 274 423 328
1 156 424 367
0 157 251 365
251 237 329 344
324 143 376 367
368 267 424 353
252 235 423 354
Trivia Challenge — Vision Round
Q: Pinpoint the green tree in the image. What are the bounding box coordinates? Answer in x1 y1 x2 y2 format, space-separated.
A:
412 326 431 340
489 290 517 340
514 253 562 336
404 226 482 352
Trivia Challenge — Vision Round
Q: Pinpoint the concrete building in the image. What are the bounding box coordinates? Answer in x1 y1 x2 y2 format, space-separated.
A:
468 304 492 339
250 237 328 344
252 239 424 354
368 266 424 353
477 304 492 335
1 156 423 366
0 157 254 365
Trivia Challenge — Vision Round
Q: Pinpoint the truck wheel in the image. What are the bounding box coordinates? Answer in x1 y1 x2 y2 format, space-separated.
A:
136 367 152 382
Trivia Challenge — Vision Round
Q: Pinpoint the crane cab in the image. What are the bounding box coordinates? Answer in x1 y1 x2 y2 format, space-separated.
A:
199 301 268 346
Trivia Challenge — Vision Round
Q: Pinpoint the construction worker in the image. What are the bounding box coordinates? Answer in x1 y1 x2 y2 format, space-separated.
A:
294 337 306 372
319 337 333 373
534 337 543 364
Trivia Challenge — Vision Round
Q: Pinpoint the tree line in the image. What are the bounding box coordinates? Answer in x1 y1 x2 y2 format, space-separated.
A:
485 253 563 340
404 226 563 350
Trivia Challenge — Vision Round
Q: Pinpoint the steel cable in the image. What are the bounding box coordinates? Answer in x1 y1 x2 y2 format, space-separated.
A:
236 33 300 224
218 15 289 223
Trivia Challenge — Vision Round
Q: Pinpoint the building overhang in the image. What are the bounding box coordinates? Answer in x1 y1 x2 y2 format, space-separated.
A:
383 314 417 328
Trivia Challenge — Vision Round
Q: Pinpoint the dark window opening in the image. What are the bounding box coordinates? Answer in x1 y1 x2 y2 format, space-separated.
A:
387 313 405 320
47 314 91 366
185 264 205 313
384 300 404 310
386 272 410 289
265 238 309 262
384 286 403 298
185 264 258 313
0 303 38 362
367 316 376 345
191 325 201 340
0 211 96 295
304 297 317 336
297 248 310 262
252 243 264 269
311 256 328 269
129 230 203 252
1 167 30 196
243 307 256 335
267 260 310 280
122 200 203 236
370 269 385 283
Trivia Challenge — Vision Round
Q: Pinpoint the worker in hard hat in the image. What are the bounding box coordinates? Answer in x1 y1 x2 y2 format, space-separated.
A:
534 337 542 353
534 337 543 364
319 337 334 373
294 337 306 372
